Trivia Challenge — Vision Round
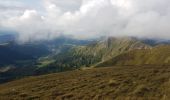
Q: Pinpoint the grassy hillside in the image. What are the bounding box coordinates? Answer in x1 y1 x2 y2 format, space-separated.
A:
97 45 170 67
72 37 150 61
0 66 170 99
40 37 151 72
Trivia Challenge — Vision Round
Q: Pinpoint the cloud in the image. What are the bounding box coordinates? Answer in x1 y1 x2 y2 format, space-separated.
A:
4 10 53 42
1 0 170 42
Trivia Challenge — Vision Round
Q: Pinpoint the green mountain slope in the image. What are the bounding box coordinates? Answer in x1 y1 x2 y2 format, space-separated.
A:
72 37 150 61
39 37 150 73
97 45 170 67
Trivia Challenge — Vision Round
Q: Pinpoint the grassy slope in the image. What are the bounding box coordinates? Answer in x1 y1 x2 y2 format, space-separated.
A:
97 45 170 67
35 37 150 74
73 37 150 61
47 37 150 69
0 66 170 100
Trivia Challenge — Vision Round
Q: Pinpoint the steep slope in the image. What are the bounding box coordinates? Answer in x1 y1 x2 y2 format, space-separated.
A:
97 45 170 67
72 37 150 61
0 66 170 99
41 37 150 72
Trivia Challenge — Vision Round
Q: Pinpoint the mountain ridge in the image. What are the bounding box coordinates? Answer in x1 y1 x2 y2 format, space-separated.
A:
96 45 170 67
0 36 169 84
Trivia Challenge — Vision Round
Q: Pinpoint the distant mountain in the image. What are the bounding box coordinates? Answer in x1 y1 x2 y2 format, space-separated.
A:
141 38 170 46
0 29 18 43
0 42 50 67
0 36 92 67
72 37 150 62
97 45 170 67
0 33 16 43
36 37 151 74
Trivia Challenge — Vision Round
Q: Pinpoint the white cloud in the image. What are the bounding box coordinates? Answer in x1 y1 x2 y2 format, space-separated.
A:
1 0 170 42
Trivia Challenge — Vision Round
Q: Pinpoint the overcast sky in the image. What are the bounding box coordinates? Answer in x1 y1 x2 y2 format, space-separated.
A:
0 0 170 42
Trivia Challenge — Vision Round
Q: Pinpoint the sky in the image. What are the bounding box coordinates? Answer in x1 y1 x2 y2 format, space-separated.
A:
0 0 170 42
